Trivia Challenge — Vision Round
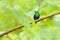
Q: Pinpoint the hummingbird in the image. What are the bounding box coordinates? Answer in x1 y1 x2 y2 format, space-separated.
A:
34 11 40 20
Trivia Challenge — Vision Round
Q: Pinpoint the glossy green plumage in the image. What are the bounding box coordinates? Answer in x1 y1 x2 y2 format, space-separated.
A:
34 11 40 20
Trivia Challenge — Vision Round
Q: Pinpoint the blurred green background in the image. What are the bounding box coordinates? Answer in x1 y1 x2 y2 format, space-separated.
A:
0 0 60 40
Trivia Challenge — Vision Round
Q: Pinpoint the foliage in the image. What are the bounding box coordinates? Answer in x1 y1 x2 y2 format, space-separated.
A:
0 0 60 40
